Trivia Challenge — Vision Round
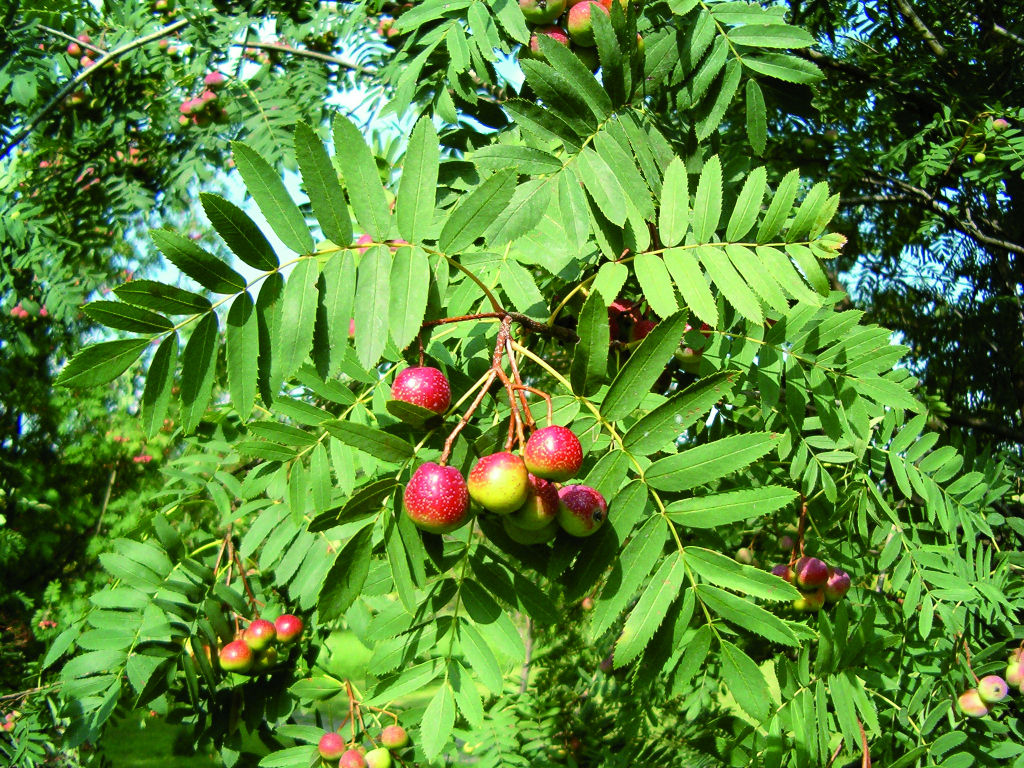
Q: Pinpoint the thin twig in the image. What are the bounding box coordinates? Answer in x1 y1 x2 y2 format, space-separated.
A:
231 41 377 75
38 25 107 55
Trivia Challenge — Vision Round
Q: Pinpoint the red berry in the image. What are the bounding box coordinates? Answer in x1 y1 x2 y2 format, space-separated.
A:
527 25 570 59
204 71 227 88
978 675 1009 704
557 485 607 537
274 614 303 644
339 749 367 768
823 567 851 603
380 724 409 749
318 732 346 761
391 367 451 414
67 42 82 56
403 463 471 534
958 689 988 717
566 1 608 47
218 639 254 673
793 557 830 591
770 563 794 583
467 452 529 515
631 318 657 341
242 618 276 651
507 474 559 530
523 426 583 482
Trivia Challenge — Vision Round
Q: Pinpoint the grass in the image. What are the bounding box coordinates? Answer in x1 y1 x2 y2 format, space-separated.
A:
99 713 220 768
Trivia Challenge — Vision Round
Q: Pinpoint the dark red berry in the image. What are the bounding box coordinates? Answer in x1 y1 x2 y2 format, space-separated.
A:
403 462 471 533
523 426 583 482
391 367 451 414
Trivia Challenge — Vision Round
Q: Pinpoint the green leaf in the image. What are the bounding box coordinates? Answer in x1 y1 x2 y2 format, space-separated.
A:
318 526 374 621
500 258 546 315
691 155 723 242
321 421 414 464
575 147 627 227
321 251 356 376
686 548 799 600
658 156 690 247
180 313 219 434
231 141 314 254
726 166 767 242
55 338 149 388
623 370 739 455
397 117 440 243
227 292 259 419
332 115 391 241
743 53 823 84
570 289 610 397
595 130 654 219
745 79 767 155
439 168 518 252
615 553 685 666
603 312 691 421
354 245 391 370
277 258 320 382
200 193 279 271
151 230 246 294
458 620 503 695
698 245 764 325
82 302 172 333
697 584 799 645
719 639 771 721
666 485 798 527
114 281 211 315
589 518 667 641
142 333 178 438
646 432 781 491
663 247 718 326
308 478 399 532
389 246 430 351
420 683 456 761
757 168 799 243
473 145 562 174
634 254 678 318
485 178 554 247
728 24 816 48
592 261 628 306
293 122 352 248
535 34 614 119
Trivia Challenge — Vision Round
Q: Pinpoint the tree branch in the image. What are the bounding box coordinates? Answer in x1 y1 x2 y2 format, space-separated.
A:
38 25 107 55
1 19 189 160
890 0 947 57
942 413 1024 444
967 12 1024 48
231 41 377 75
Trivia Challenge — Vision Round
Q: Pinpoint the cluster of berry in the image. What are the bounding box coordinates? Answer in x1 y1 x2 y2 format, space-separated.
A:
178 72 229 127
215 614 303 675
318 724 409 768
770 556 851 612
958 649 1024 718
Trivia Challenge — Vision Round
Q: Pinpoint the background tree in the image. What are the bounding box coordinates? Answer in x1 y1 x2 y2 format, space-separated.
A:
1 1 1023 767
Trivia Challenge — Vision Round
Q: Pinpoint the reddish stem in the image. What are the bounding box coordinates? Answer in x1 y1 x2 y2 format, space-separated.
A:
440 370 497 465
506 338 535 429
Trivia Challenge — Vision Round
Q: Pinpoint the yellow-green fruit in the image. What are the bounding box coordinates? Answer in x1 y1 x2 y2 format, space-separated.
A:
503 517 558 544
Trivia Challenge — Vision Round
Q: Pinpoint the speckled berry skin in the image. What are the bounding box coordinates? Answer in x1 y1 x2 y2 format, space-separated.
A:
403 463 470 534
823 567 851 603
243 619 276 651
557 485 607 537
503 516 559 544
793 556 830 591
467 452 529 515
391 367 451 414
318 732 346 761
958 689 989 717
508 474 559 530
978 675 1009 704
523 426 583 482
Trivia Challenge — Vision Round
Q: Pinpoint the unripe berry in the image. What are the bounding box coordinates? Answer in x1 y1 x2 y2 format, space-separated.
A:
502 516 558 544
67 42 82 56
468 452 530 515
380 724 409 749
319 733 346 761
218 639 254 673
992 117 1010 132
391 366 451 414
252 645 279 672
523 426 583 482
778 534 795 552
823 567 851 602
403 462 471 534
364 748 392 768
792 589 825 612
243 618 276 651
735 547 754 564
519 0 567 25
557 485 607 537
1006 661 1024 688
567 1 608 47
507 474 559 530
977 675 1009 705
957 689 989 717
974 152 987 163
793 556 829 591
274 614 303 644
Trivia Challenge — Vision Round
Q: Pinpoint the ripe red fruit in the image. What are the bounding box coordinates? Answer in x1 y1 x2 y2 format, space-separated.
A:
340 749 367 768
204 71 227 89
631 318 657 341
771 563 794 583
403 462 471 533
519 0 567 24
218 639 254 673
977 675 1009 704
468 452 530 515
243 618 276 651
823 567 851 603
557 485 607 537
958 689 989 717
67 41 82 56
318 732 346 761
80 56 95 68
380 724 409 749
792 589 825 612
274 614 303 644
793 556 829 591
523 425 583 482
508 474 559 530
391 366 451 414
526 25 570 60
778 534 795 552
566 1 608 47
